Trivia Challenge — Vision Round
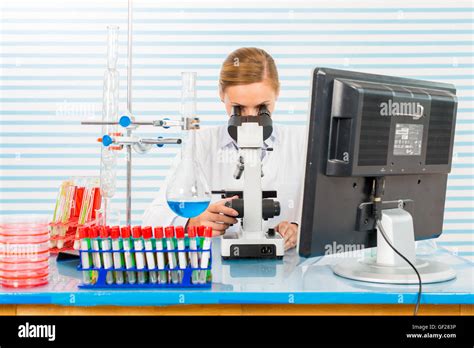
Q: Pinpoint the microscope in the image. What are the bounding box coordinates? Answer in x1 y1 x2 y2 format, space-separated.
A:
212 105 284 259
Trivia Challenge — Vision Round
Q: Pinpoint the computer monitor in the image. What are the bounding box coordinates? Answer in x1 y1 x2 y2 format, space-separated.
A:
298 68 458 284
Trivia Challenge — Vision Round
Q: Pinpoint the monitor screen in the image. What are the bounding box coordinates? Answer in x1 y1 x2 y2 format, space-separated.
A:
298 68 458 258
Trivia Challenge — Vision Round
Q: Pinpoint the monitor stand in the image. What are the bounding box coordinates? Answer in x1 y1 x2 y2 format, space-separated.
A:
332 208 456 284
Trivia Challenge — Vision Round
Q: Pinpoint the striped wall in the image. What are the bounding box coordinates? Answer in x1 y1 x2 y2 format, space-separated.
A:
0 0 472 261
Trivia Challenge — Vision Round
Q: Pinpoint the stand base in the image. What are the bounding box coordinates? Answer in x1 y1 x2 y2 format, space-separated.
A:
221 231 284 259
332 257 456 284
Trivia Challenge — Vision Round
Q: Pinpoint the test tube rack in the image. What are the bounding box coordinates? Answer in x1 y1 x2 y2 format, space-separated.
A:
77 234 212 289
49 179 102 253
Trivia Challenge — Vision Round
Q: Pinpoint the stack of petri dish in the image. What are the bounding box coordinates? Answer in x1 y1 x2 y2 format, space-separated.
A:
0 216 50 288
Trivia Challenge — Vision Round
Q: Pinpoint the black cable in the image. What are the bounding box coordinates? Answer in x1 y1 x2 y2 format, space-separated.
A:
376 220 422 316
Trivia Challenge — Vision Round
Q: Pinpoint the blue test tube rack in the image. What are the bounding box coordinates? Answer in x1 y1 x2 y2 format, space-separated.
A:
77 237 212 289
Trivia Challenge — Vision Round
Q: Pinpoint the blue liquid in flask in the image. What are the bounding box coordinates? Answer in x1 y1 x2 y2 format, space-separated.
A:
167 200 210 218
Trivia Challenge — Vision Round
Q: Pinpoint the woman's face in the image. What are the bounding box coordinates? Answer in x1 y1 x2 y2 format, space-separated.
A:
220 81 278 117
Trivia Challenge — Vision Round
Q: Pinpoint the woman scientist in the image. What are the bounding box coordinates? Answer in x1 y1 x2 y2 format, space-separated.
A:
143 47 306 251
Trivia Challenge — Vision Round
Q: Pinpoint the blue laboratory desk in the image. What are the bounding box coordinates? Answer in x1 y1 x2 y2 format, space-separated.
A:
0 239 472 309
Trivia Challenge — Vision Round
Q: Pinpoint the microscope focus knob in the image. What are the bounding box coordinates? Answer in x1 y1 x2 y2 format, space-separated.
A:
262 199 280 220
225 199 244 218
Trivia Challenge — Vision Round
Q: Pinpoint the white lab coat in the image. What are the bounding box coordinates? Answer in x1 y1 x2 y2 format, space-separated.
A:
142 124 307 233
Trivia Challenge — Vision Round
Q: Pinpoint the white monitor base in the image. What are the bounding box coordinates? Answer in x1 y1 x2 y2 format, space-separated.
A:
332 208 456 284
332 257 456 284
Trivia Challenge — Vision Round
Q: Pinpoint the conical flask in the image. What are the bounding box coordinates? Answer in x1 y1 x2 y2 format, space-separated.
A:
166 130 211 218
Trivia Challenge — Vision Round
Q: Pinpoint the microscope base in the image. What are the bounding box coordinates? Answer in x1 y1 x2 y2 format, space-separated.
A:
221 231 285 259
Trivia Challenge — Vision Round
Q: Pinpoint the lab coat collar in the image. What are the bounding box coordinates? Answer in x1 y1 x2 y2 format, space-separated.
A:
218 122 279 149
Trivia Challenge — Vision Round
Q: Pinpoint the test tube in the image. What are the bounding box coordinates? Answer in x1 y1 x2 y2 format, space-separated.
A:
121 226 136 284
99 226 114 285
197 225 205 259
132 226 147 284
89 226 102 270
199 226 212 284
78 227 91 284
110 226 124 284
165 226 180 284
175 226 187 283
187 226 199 284
154 227 168 284
142 226 157 284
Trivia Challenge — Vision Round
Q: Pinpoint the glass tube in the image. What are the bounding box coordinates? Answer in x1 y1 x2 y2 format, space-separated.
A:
102 25 119 136
180 72 197 158
100 26 120 224
181 72 197 119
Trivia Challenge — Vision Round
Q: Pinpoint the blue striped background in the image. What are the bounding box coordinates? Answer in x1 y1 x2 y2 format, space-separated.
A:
0 0 472 260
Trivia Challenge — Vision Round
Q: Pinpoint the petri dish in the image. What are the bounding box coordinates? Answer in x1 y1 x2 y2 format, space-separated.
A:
0 274 49 288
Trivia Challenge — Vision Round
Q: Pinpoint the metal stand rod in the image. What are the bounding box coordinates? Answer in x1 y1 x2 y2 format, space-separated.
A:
126 0 133 226
81 119 182 127
82 121 122 125
140 138 182 145
107 138 182 146
135 120 182 127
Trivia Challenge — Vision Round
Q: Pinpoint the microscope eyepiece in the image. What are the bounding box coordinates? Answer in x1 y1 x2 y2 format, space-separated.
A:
227 102 273 141
231 105 270 118
231 105 242 117
258 104 271 117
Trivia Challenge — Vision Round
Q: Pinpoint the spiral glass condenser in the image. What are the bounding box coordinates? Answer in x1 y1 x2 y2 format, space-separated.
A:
99 26 120 225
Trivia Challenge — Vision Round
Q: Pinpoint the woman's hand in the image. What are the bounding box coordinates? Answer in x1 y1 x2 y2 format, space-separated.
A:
275 221 298 250
187 196 239 236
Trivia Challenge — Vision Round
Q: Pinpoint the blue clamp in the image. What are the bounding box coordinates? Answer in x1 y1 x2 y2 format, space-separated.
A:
156 136 164 148
162 118 170 129
102 135 113 147
119 115 132 128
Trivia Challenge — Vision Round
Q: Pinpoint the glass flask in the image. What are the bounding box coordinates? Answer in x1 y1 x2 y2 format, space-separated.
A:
166 72 210 218
99 26 120 224
165 130 211 218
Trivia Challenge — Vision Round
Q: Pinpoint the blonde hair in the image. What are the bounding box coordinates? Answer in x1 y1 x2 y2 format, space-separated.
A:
219 47 280 94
